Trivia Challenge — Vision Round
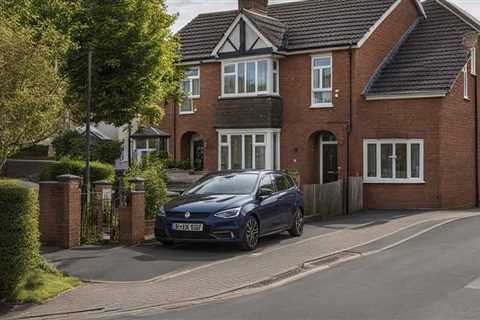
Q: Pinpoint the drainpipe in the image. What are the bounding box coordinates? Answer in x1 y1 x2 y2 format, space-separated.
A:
475 58 479 207
345 43 353 215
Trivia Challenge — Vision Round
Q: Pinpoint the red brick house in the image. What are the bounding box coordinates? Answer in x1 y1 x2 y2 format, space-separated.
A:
159 0 480 210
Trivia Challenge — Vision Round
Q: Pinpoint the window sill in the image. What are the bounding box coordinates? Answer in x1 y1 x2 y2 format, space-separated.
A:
464 97 471 101
219 93 280 100
309 103 333 109
179 111 195 115
363 179 425 184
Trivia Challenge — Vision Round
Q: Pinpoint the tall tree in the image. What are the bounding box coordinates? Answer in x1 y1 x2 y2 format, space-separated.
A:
0 17 67 169
66 0 180 127
0 0 81 67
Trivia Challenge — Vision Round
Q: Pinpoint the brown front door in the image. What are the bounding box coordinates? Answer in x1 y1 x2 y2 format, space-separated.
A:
322 144 338 183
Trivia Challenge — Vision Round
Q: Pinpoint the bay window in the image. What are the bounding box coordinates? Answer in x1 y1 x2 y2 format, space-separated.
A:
222 58 279 97
180 67 200 114
218 129 280 170
311 55 333 107
363 139 424 183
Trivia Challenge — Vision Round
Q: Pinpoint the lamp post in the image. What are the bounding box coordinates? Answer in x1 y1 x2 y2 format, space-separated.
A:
85 49 93 203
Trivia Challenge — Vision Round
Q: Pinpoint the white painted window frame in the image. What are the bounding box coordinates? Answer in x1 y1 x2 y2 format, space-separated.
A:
180 67 200 115
135 139 159 162
311 54 333 108
273 60 279 94
363 139 425 184
221 57 279 98
463 64 469 100
471 48 477 76
217 128 281 171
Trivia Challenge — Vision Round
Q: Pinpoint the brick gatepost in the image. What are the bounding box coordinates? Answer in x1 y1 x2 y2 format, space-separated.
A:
39 175 81 249
119 177 146 245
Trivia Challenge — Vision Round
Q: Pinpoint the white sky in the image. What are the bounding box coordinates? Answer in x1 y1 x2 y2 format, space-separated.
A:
166 0 480 33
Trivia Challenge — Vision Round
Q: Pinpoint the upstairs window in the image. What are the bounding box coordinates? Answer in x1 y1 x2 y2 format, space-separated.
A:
311 55 333 108
363 139 424 184
222 59 279 97
180 67 200 114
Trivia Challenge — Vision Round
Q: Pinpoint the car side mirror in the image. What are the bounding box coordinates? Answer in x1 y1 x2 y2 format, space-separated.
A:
258 187 273 199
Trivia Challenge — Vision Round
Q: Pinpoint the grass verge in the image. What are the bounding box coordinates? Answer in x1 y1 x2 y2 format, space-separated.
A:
14 261 81 304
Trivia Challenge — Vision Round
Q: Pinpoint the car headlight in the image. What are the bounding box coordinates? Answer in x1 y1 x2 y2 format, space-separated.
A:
158 205 166 217
214 207 242 219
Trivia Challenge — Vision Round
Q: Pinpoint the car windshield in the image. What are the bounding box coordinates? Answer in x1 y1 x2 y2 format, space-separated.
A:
184 173 259 195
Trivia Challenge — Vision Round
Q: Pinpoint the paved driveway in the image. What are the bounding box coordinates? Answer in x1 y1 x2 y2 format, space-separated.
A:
43 210 420 282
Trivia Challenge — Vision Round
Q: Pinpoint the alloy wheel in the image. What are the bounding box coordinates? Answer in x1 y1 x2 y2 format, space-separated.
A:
295 209 304 233
245 217 259 249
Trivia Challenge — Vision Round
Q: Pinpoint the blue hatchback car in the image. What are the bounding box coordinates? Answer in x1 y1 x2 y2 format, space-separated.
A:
155 171 304 250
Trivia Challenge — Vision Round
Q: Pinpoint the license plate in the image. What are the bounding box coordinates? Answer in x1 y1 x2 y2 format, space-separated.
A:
172 223 204 232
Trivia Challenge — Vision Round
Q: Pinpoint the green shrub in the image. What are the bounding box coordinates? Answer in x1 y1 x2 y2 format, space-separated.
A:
52 130 122 164
92 141 123 164
164 159 192 170
41 159 115 183
284 168 300 185
0 180 41 301
52 130 85 160
125 157 168 219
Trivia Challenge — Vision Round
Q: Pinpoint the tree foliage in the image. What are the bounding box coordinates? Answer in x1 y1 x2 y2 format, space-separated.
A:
0 17 67 169
0 0 81 66
52 130 122 164
66 0 181 127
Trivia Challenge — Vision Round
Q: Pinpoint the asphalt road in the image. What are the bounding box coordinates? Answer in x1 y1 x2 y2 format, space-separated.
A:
114 215 480 320
44 211 414 281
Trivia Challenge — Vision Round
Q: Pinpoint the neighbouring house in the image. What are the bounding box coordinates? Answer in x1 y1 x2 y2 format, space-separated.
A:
82 122 171 170
157 0 480 209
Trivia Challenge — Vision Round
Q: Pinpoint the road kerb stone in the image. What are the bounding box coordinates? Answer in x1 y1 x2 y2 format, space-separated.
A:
9 211 480 320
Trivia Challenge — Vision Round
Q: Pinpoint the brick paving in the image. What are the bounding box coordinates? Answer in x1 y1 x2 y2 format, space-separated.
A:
10 210 480 320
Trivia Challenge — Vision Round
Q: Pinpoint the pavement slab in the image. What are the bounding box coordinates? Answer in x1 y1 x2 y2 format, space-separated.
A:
8 209 480 320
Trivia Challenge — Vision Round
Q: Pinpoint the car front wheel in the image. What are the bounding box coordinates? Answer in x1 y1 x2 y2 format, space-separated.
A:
288 208 304 237
239 216 259 251
160 239 175 247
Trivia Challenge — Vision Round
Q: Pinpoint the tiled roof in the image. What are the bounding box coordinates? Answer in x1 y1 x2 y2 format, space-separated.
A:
366 0 477 96
131 127 170 138
178 0 402 61
243 9 288 49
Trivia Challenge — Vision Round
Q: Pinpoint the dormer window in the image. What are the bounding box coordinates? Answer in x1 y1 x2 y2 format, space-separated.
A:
222 58 279 97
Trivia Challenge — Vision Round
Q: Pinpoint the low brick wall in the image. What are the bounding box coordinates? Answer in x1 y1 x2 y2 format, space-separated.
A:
145 219 155 238
3 159 56 179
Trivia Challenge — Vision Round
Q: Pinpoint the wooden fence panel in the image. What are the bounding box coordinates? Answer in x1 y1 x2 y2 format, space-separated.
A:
349 177 363 213
303 177 363 218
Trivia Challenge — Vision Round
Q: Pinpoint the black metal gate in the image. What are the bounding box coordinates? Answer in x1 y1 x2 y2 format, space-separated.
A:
80 181 126 244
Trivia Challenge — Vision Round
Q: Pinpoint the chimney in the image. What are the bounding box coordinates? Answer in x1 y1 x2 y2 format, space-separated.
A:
239 0 268 12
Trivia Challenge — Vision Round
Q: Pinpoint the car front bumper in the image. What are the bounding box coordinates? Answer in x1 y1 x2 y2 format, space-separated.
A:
154 215 244 242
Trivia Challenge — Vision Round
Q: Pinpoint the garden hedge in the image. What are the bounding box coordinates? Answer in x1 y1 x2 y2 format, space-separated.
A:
41 159 115 183
0 180 40 300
